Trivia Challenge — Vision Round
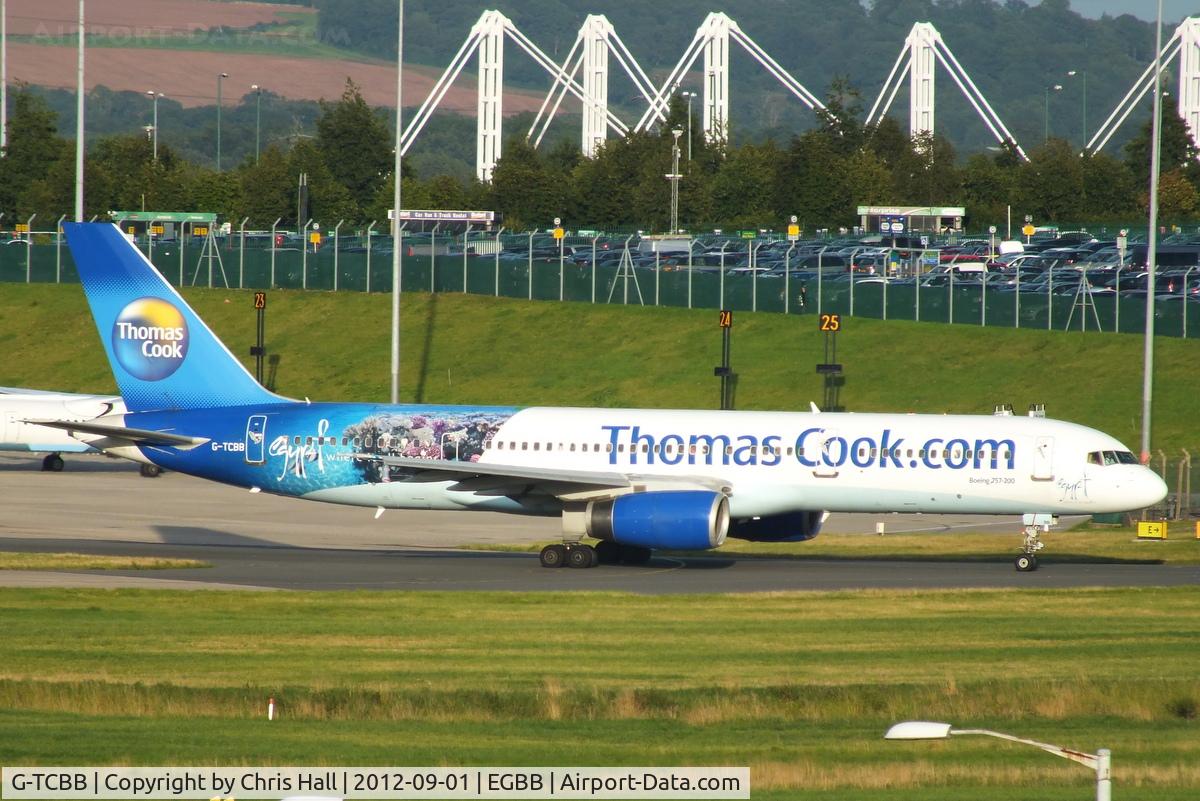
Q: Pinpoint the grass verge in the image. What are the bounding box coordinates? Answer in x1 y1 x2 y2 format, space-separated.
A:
1 587 1197 799
0 552 209 570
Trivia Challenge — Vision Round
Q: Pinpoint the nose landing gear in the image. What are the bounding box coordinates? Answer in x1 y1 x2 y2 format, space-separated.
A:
1015 513 1057 571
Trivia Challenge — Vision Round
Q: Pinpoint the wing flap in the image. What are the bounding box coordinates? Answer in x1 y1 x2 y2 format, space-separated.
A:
370 454 631 487
359 454 729 500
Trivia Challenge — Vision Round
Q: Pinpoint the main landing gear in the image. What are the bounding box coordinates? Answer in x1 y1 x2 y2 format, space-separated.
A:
539 541 653 569
139 464 162 478
41 453 64 472
1015 513 1057 572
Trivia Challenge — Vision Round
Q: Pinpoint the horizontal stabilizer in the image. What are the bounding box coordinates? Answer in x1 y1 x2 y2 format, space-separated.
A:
24 418 209 449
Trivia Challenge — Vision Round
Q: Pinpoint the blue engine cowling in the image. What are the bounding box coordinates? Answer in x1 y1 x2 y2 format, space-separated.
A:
728 510 824 542
586 490 729 550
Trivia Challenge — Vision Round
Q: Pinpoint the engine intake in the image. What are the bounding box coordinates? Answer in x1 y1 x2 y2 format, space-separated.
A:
562 490 729 551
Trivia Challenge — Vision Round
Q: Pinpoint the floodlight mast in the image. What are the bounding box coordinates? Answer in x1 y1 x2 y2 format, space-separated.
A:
667 128 682 234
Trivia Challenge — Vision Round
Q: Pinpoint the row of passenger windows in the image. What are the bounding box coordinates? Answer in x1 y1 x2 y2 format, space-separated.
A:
284 435 1011 463
485 441 1011 461
292 435 379 447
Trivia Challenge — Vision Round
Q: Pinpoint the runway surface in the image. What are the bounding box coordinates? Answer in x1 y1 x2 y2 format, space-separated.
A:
2 453 1196 593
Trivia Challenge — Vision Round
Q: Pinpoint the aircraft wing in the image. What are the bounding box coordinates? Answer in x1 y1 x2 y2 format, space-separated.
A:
23 418 209 449
365 454 730 500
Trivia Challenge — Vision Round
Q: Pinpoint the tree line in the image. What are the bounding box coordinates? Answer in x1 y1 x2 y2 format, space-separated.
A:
1 79 1196 234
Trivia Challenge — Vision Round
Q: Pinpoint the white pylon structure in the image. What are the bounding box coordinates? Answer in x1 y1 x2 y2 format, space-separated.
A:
400 10 622 181
1088 17 1200 156
866 22 1028 160
528 15 660 157
476 12 502 183
634 12 825 144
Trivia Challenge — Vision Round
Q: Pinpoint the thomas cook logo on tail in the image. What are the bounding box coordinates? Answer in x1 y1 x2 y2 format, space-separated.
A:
112 297 189 380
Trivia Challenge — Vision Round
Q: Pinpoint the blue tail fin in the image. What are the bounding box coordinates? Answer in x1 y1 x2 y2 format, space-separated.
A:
65 222 286 412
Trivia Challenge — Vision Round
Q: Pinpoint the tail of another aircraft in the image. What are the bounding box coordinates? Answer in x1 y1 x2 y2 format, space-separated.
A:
64 222 286 412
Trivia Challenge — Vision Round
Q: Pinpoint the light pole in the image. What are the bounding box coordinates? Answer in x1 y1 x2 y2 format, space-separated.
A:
1067 69 1087 150
251 84 262 164
885 721 1111 801
216 71 228 170
666 128 682 234
146 90 161 160
1142 0 1165 465
74 0 84 222
680 90 696 160
1043 83 1062 142
390 0 403 405
2 0 7 156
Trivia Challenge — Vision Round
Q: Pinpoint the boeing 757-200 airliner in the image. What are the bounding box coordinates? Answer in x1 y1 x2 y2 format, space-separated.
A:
32 223 1167 571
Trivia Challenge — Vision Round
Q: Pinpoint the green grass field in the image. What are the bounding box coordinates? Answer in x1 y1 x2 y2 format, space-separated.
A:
2 285 1198 798
0 552 208 570
10 12 363 61
1 587 1197 799
1 284 1198 454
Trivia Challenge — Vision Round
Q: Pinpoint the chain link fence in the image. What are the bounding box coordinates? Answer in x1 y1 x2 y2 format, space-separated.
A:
5 227 1197 339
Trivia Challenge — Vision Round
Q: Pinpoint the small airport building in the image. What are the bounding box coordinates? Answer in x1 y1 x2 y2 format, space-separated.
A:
858 206 965 236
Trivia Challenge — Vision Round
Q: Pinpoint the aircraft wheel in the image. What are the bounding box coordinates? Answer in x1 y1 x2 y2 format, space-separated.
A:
1015 554 1038 572
593 540 621 565
42 453 64 472
539 544 568 568
566 544 596 569
139 464 162 478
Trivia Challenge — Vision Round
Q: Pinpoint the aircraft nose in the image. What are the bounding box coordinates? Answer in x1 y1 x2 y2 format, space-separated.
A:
1134 468 1169 509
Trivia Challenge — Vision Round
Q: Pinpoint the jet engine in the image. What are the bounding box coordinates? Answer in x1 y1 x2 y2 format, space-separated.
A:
562 490 729 550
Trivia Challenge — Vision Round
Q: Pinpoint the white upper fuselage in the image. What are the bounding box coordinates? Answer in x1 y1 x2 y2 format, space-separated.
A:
463 407 1163 516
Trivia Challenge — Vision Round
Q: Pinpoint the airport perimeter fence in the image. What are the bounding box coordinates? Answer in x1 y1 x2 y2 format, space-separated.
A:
4 227 1197 340
1148 450 1196 523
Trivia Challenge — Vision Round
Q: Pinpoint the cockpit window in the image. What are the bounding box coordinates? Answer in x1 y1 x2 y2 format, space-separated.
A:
1088 450 1139 466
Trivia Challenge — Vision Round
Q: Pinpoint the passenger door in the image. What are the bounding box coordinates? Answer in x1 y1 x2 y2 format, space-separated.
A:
1031 436 1054 481
813 429 840 478
244 414 267 465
